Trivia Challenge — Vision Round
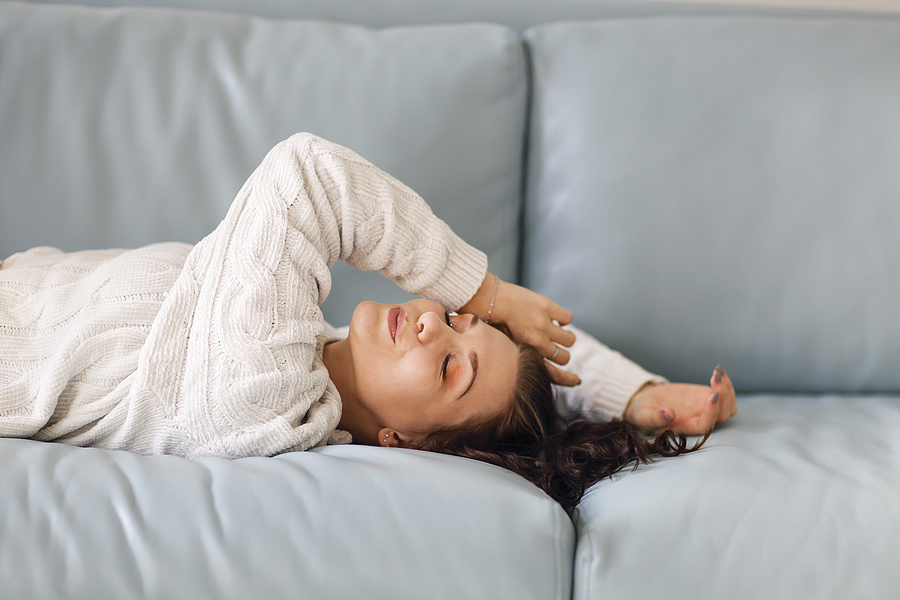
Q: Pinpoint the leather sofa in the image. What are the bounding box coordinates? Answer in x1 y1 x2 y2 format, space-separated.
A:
1 1 898 599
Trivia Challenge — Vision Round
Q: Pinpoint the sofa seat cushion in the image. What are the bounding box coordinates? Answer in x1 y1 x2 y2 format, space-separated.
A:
571 394 900 600
0 440 573 600
523 16 900 392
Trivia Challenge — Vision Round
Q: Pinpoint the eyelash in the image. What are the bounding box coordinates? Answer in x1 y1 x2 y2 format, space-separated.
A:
442 312 453 381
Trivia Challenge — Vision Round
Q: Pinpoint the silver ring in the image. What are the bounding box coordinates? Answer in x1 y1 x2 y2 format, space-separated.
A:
550 346 560 360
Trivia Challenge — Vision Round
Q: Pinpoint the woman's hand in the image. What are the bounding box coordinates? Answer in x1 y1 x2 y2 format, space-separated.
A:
459 273 579 386
623 366 737 435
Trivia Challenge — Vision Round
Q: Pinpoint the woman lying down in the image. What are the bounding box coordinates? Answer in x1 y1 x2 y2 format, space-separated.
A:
0 133 735 509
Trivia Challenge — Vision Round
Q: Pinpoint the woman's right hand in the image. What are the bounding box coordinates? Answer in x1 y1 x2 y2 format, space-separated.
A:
460 273 580 386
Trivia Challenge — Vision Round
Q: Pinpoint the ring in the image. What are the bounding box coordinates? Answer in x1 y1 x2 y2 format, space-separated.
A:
550 346 560 360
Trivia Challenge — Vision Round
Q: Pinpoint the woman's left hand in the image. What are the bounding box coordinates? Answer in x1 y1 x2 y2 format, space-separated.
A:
623 366 737 435
459 273 579 386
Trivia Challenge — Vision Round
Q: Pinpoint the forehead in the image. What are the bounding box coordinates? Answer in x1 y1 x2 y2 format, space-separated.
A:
459 323 519 424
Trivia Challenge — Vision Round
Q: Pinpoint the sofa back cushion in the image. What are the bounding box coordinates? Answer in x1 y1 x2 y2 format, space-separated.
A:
20 0 900 30
524 16 900 392
0 1 527 324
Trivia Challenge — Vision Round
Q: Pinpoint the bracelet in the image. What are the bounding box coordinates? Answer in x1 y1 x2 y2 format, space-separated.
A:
485 273 500 324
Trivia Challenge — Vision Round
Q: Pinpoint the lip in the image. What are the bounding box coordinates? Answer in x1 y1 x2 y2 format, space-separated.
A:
388 308 404 342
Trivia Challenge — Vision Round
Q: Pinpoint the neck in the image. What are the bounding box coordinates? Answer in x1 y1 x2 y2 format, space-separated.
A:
323 338 381 446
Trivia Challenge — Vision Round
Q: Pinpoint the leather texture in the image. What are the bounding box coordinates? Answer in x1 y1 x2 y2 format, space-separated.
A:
0 440 573 600
21 0 900 29
524 17 900 393
571 394 900 600
0 0 527 325
3 2 900 600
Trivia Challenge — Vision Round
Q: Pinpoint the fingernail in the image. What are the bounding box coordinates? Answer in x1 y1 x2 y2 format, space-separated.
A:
576 378 582 386
714 366 723 384
712 392 719 405
662 411 673 422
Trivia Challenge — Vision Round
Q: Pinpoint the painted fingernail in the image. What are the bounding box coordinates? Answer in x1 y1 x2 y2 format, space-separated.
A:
714 366 723 384
712 392 719 405
662 411 673 422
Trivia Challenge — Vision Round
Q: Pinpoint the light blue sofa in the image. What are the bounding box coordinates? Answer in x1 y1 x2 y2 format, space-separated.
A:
2 1 899 599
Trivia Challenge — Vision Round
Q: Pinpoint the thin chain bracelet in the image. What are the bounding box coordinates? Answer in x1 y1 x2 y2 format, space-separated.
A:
485 273 500 324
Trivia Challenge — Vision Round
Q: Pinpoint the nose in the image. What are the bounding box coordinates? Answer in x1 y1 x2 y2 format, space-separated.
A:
416 311 450 344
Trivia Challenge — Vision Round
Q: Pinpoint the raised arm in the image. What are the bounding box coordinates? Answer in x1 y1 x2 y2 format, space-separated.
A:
271 133 488 309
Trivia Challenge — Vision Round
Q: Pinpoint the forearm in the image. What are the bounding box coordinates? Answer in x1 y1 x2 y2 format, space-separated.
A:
554 325 667 422
291 133 488 310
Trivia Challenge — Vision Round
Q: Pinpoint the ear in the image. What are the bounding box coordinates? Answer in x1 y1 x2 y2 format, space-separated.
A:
378 428 401 447
378 428 418 448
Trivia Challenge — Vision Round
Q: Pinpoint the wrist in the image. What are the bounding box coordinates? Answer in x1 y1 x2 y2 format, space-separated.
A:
485 273 500 323
460 272 498 320
623 381 657 423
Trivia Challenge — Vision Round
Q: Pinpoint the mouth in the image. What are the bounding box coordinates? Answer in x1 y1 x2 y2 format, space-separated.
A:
388 308 404 342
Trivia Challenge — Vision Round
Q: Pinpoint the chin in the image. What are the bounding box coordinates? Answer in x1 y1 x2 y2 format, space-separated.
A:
350 300 378 320
348 301 383 342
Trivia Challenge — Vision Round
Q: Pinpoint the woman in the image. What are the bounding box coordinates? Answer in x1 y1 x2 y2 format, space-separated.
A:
0 133 735 507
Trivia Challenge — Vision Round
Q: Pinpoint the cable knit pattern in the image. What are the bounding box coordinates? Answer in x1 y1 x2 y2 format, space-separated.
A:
0 133 487 458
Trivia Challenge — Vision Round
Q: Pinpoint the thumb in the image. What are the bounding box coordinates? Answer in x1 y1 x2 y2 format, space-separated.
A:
635 405 675 434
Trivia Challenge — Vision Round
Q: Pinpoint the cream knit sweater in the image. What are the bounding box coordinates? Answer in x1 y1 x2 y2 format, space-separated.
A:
0 133 659 458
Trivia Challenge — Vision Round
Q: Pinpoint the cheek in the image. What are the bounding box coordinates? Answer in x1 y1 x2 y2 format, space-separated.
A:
359 354 433 415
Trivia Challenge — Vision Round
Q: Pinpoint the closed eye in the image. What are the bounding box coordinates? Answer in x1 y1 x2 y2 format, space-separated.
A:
441 312 454 381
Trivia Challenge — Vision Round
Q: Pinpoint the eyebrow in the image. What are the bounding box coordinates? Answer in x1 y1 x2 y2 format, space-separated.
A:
454 315 480 400
459 351 478 400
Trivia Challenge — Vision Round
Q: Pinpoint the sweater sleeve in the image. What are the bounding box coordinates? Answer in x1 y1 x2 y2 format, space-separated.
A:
277 133 487 310
553 325 668 422
0 134 486 457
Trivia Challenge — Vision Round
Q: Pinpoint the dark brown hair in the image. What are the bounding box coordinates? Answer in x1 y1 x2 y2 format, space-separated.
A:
420 329 706 511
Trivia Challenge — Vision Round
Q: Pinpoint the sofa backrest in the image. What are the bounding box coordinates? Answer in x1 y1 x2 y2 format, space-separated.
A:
523 16 900 392
6 1 900 394
0 0 527 325
19 0 900 29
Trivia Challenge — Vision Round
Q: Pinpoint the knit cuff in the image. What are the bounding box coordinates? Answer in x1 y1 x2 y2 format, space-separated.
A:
588 358 668 422
555 325 668 423
416 231 488 313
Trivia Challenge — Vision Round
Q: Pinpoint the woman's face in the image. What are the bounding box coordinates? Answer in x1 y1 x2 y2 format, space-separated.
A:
347 299 519 443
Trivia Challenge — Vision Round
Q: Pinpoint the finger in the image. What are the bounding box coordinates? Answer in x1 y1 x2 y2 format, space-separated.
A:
546 344 571 366
690 391 720 434
711 365 725 386
717 395 735 424
711 366 737 420
547 362 580 387
719 388 736 422
550 325 577 349
635 405 674 436
711 365 735 395
548 304 573 327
